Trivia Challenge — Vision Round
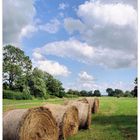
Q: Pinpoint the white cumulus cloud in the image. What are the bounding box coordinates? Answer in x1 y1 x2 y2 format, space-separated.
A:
90 0 137 9
32 59 70 76
36 39 95 64
34 39 136 68
32 51 70 77
20 24 38 38
3 0 61 45
3 0 36 45
63 1 137 69
78 71 94 82
77 1 137 27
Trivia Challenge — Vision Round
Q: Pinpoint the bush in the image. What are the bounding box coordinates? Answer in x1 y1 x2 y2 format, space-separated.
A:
49 95 57 98
3 90 33 100
43 93 50 99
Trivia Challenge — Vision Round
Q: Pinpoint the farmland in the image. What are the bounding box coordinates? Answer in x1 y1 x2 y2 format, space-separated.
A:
3 97 137 140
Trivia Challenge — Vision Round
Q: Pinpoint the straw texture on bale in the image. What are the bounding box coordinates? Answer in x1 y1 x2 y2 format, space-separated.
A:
78 97 94 113
78 97 99 113
3 107 59 140
43 104 79 140
64 101 91 129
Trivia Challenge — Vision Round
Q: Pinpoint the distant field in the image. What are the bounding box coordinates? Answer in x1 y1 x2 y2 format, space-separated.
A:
3 97 137 140
3 98 65 111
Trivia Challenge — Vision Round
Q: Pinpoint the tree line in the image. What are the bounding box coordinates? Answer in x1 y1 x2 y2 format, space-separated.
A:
66 80 137 98
67 89 101 97
3 45 65 99
3 45 137 100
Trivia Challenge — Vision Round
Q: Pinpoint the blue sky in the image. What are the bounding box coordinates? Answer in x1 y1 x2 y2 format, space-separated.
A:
3 0 137 94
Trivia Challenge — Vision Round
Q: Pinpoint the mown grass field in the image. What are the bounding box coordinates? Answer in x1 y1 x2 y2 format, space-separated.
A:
3 97 137 140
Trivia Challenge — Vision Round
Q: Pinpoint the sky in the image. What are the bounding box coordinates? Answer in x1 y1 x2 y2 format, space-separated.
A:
3 0 137 94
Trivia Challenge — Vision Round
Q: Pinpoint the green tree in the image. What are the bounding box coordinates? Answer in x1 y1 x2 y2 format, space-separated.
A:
3 45 32 90
114 89 124 97
80 90 88 96
93 90 101 96
124 91 133 97
106 88 114 96
29 68 48 99
67 89 80 96
67 89 74 95
87 91 93 96
44 72 65 98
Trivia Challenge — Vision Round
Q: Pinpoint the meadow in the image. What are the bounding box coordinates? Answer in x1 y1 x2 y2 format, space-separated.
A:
3 97 137 140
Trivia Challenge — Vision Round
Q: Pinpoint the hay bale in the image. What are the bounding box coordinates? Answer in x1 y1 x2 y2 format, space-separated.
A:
78 97 99 113
78 97 94 113
93 98 99 113
43 104 79 140
3 107 59 140
64 101 91 129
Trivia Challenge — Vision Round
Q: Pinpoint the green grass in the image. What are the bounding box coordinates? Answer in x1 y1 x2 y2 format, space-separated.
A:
3 97 77 111
68 97 137 140
3 97 137 140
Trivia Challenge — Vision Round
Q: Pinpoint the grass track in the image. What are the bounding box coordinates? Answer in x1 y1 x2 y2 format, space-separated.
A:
3 97 137 140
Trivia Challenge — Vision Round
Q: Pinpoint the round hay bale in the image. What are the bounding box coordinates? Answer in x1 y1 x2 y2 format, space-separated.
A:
78 97 99 113
78 97 94 113
93 98 99 113
43 104 79 140
3 107 59 140
64 101 91 129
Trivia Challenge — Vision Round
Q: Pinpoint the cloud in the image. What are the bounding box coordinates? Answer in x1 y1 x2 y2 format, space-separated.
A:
78 1 137 54
65 71 98 91
3 0 36 45
91 0 137 9
63 1 137 68
58 3 69 10
77 1 137 27
32 59 70 76
76 71 97 90
39 19 60 34
34 39 136 68
64 18 85 34
32 51 70 77
37 39 95 64
93 48 137 68
21 18 61 38
32 51 45 60
78 71 94 82
20 24 38 39
3 0 61 45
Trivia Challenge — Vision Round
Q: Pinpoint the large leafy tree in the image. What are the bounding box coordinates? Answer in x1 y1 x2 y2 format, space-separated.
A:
87 91 93 96
106 88 114 96
80 90 88 96
29 68 48 98
44 73 65 98
67 89 80 96
114 89 124 97
93 90 101 97
3 45 32 90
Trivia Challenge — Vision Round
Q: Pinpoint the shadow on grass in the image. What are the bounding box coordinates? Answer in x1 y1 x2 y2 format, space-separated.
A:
92 115 137 139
